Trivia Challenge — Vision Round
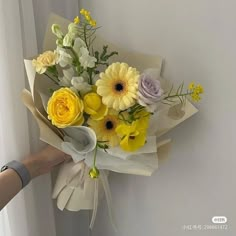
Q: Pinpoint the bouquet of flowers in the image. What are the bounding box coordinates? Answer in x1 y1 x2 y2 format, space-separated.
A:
22 10 203 228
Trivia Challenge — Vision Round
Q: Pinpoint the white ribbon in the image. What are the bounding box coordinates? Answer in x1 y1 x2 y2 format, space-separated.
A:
60 127 159 229
64 162 116 230
100 170 117 232
89 179 98 229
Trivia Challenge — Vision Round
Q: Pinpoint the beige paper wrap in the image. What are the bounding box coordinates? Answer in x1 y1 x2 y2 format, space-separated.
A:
22 14 198 214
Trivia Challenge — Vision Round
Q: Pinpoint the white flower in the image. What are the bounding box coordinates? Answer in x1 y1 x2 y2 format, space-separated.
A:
71 76 92 94
72 38 97 69
79 47 97 69
59 68 74 87
63 34 73 47
56 47 73 67
92 74 100 84
73 38 86 55
68 23 79 39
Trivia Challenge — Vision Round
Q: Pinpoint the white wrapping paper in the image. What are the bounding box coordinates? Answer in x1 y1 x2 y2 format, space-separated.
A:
22 14 198 218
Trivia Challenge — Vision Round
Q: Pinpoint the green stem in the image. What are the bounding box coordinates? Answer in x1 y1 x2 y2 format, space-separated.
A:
87 68 93 85
129 104 144 114
83 24 89 49
69 48 82 75
164 92 193 100
44 73 59 85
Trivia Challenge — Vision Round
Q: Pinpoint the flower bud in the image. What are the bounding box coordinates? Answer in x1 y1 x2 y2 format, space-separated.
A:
56 38 63 47
68 23 79 39
89 167 100 179
63 34 73 47
51 24 63 39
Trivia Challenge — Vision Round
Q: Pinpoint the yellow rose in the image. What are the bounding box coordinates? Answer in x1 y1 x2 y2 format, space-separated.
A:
32 51 58 74
84 92 108 120
47 88 84 128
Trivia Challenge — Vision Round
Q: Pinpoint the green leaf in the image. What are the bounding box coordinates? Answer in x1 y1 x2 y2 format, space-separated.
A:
100 45 108 60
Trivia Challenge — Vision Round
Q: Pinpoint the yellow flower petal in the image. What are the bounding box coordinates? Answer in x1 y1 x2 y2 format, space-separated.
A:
88 109 120 147
47 88 84 128
91 104 108 120
96 62 140 111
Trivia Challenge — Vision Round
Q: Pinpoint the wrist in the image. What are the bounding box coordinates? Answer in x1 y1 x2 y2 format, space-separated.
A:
22 156 41 179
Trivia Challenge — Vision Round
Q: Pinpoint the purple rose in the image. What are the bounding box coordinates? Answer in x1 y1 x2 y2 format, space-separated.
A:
137 73 164 111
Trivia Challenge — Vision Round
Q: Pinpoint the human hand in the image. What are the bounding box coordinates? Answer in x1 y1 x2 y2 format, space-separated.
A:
22 145 71 178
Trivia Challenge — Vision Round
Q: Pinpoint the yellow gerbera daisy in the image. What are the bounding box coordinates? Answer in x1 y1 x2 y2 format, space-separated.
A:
96 62 140 111
87 109 120 147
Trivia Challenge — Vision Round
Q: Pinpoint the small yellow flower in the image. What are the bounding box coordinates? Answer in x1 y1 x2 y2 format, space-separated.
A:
80 9 90 17
74 16 80 24
80 8 96 25
191 92 201 102
116 118 148 152
80 9 86 14
85 14 91 22
188 82 195 90
32 51 58 74
89 20 97 27
188 82 204 102
84 92 108 120
47 88 84 128
195 84 204 94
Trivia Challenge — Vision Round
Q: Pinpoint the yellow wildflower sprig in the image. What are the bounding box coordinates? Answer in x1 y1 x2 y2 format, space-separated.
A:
74 16 80 25
188 82 204 102
77 9 98 50
163 82 204 104
80 9 97 27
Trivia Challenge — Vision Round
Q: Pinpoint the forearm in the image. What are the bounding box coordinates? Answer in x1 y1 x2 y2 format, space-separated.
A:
0 157 43 210
0 169 22 210
0 146 69 210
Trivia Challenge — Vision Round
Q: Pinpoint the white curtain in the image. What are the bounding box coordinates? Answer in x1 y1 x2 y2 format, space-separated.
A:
0 1 87 236
0 1 57 236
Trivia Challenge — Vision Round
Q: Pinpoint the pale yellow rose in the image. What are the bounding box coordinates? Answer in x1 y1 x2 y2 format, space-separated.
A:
47 88 84 128
84 92 108 120
32 51 58 74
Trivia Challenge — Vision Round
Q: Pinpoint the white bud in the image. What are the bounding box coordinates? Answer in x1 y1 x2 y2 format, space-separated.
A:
51 24 63 39
63 34 73 47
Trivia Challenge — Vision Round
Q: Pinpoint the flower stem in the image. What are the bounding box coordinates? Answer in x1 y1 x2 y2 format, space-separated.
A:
83 24 89 49
69 47 82 75
44 73 59 85
93 143 98 167
164 92 193 100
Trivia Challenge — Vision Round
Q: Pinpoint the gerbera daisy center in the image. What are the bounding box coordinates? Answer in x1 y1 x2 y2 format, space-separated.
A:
105 120 114 130
115 83 124 92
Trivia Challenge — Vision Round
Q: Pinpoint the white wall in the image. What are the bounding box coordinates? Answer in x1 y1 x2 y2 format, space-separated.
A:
80 0 236 235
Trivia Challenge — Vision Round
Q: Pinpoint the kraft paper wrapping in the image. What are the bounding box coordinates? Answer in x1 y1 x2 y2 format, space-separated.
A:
22 14 198 212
